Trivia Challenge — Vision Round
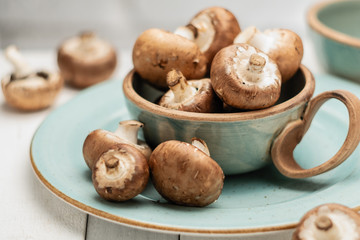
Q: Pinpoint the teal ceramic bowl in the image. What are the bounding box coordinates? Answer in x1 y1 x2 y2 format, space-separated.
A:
123 66 360 177
308 0 360 82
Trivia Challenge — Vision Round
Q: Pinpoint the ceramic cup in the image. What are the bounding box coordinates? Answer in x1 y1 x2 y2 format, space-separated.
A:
308 0 360 82
123 65 360 177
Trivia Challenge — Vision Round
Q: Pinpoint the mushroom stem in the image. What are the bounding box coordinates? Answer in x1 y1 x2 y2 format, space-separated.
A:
105 157 120 169
166 70 197 103
174 24 197 41
191 137 210 156
248 54 266 74
314 215 341 240
114 120 143 145
5 45 33 78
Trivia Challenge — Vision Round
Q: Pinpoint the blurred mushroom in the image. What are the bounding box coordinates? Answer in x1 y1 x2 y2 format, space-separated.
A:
158 69 220 113
1 45 63 111
83 120 152 170
210 43 281 110
149 138 224 207
175 6 241 66
92 144 149 201
132 28 207 89
293 203 360 240
234 26 303 82
57 32 117 88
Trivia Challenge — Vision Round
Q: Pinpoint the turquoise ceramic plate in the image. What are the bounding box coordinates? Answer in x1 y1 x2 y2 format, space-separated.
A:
30 74 360 235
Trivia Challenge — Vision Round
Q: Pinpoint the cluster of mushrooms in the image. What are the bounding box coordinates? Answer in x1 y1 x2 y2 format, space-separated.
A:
1 32 117 111
133 6 304 111
83 120 224 207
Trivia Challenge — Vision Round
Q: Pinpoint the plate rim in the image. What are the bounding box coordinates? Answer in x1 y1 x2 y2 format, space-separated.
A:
29 75 360 235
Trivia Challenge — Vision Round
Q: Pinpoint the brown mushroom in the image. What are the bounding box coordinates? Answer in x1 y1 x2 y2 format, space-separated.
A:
234 26 303 82
83 120 152 170
210 43 281 110
1 45 63 111
57 31 117 88
293 203 360 240
132 28 207 89
92 144 149 201
149 138 224 207
158 69 220 113
174 6 241 66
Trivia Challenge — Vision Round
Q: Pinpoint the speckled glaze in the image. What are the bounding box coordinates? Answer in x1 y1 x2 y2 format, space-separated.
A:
123 66 315 175
308 0 360 82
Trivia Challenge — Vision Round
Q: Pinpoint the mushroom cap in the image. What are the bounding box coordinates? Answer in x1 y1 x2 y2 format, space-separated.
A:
210 43 281 110
158 77 220 113
132 28 207 89
1 71 63 111
149 140 224 207
190 6 241 66
92 144 149 201
293 203 360 240
83 129 151 170
234 27 303 82
57 33 117 88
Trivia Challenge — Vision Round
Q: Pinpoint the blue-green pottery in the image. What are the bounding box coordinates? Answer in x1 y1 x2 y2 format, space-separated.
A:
30 73 360 234
308 0 360 82
123 65 360 177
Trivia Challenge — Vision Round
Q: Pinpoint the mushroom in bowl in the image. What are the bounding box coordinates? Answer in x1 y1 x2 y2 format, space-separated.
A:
174 6 241 67
234 26 303 83
123 64 360 178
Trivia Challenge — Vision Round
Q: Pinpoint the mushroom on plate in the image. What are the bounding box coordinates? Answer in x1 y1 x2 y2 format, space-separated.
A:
234 26 303 82
158 69 220 113
210 43 281 110
149 138 224 207
1 45 63 111
57 32 117 88
293 203 360 240
132 28 207 89
174 6 241 66
83 120 151 170
92 143 149 201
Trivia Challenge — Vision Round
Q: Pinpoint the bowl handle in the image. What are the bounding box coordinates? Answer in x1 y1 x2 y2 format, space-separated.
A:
271 90 360 178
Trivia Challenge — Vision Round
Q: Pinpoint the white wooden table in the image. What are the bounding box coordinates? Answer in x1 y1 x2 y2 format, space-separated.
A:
0 34 324 239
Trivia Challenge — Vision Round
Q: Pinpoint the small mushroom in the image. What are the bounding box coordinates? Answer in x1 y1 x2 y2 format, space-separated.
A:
132 28 207 89
1 45 63 111
293 203 360 240
174 6 241 66
234 26 303 82
92 144 149 201
57 31 117 88
149 138 224 207
158 69 220 113
210 43 281 110
83 120 152 170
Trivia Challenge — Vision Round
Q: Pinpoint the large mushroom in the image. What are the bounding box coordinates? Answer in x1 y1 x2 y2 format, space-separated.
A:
1 45 63 111
210 43 281 110
158 69 220 113
174 6 241 67
293 203 360 240
83 120 152 170
234 26 303 82
132 28 207 89
92 144 149 202
57 32 117 88
149 138 224 207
